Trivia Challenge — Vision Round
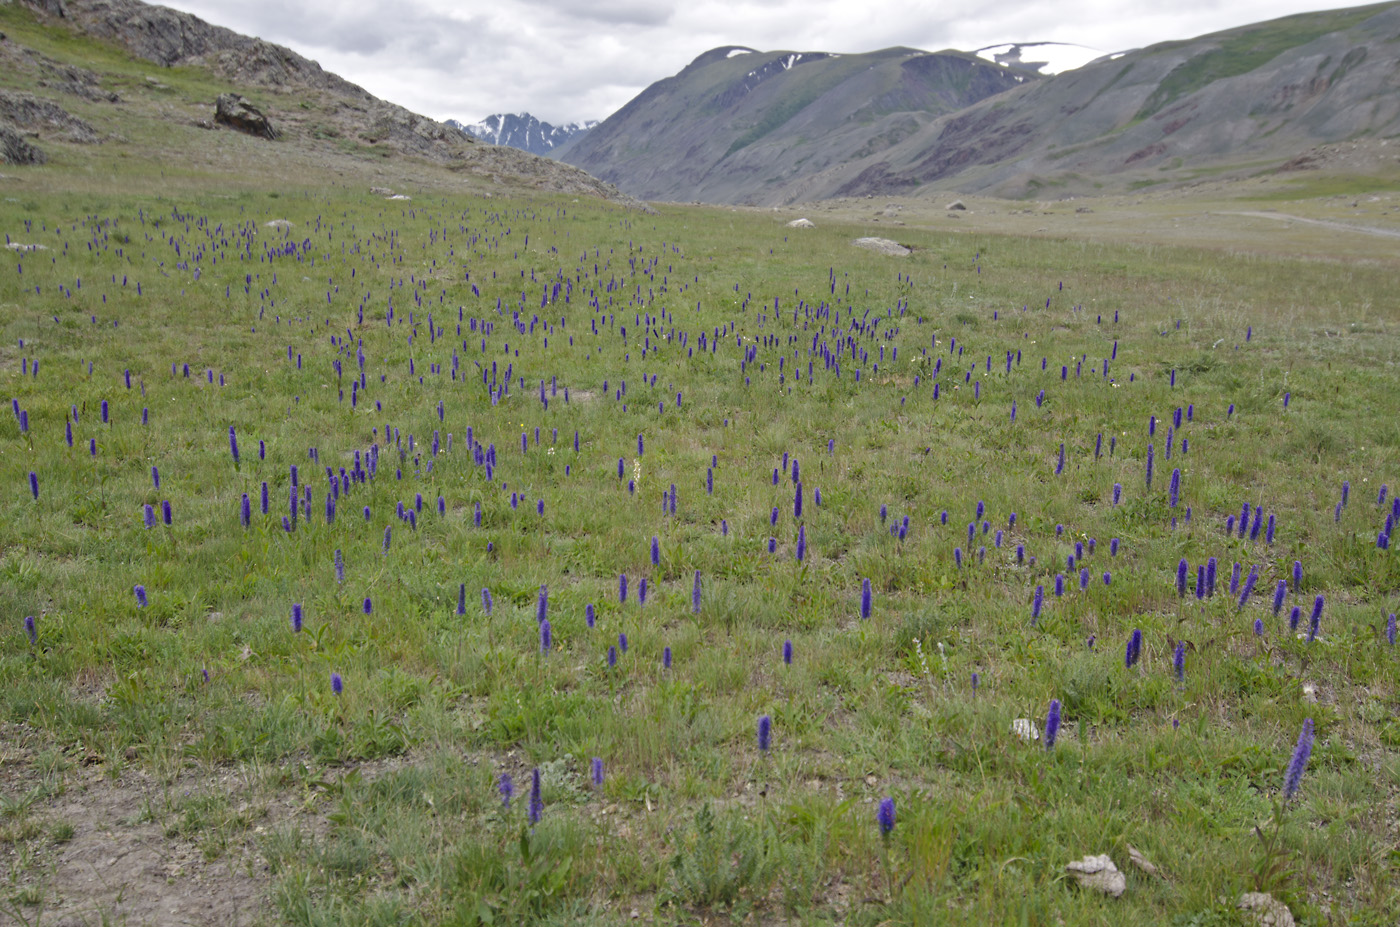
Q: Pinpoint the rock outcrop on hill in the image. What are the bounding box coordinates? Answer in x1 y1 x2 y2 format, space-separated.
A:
213 92 277 139
4 0 648 206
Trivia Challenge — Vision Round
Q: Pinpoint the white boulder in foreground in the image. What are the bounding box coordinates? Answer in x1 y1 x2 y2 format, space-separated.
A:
1065 854 1126 897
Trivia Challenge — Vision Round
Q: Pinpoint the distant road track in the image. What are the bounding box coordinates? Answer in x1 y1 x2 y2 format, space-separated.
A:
1219 211 1400 240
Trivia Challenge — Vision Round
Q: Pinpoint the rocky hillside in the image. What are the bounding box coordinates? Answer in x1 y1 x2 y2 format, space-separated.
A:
559 45 1033 204
0 0 642 205
563 3 1400 204
451 113 598 157
813 1 1400 201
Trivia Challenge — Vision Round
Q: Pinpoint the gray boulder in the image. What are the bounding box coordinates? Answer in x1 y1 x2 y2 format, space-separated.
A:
215 93 278 140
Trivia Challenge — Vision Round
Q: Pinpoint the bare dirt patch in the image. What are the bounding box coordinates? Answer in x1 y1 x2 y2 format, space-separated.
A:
2 735 269 926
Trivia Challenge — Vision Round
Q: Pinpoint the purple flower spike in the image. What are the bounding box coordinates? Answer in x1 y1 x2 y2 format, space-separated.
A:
585 602 595 627
651 536 660 566
758 714 772 753
591 757 604 787
499 773 514 807
1173 641 1185 682
1272 580 1286 616
877 797 896 836
1254 618 1265 637
229 426 240 465
783 639 793 665
619 632 628 653
291 603 303 633
331 672 343 695
529 768 543 823
537 585 548 625
796 524 807 562
24 615 37 646
363 597 373 614
663 645 672 668
1032 584 1044 622
1387 613 1396 647
1045 699 1062 749
28 471 38 500
1176 559 1188 597
1283 718 1314 801
861 578 872 620
1289 605 1301 631
540 618 552 653
1126 628 1142 668
1308 595 1323 642
1238 567 1258 609
134 584 147 608
607 645 617 668
1292 560 1302 593
619 574 628 603
692 570 702 613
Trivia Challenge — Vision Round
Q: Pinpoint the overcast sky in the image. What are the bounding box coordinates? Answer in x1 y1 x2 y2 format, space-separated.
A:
157 0 1371 126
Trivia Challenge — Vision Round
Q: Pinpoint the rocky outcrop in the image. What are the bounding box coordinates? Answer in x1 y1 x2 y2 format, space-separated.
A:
0 90 100 142
18 0 370 98
0 125 46 164
214 93 277 139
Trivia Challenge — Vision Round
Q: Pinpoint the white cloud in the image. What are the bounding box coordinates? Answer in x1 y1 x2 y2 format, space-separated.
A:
157 0 1373 126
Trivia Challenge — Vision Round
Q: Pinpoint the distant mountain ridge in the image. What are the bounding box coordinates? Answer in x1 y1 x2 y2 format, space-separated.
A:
450 113 598 157
560 45 1032 203
562 2 1400 204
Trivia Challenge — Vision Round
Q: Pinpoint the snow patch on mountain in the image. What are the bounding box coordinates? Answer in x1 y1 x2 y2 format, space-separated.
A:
973 42 1107 75
448 113 598 157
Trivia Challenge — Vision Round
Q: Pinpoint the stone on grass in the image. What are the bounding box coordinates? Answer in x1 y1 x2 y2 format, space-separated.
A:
1065 854 1125 897
1126 844 1162 878
852 236 910 257
787 218 814 228
1238 892 1295 927
946 199 967 210
214 93 279 139
1010 718 1038 741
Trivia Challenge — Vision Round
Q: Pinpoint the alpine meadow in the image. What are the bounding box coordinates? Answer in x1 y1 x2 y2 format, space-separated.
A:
2 1 1400 925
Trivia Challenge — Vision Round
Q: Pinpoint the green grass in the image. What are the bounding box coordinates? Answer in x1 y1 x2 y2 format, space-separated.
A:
0 184 1397 924
1241 172 1400 200
0 3 1398 922
1134 3 1390 120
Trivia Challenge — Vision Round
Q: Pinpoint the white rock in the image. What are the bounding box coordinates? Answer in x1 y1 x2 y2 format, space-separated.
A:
852 237 910 257
1011 718 1039 741
1126 844 1162 878
787 218 815 228
1065 854 1125 897
388 194 411 200
1238 892 1295 927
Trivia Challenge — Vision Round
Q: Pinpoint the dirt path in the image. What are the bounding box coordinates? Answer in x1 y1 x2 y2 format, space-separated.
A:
1219 211 1400 240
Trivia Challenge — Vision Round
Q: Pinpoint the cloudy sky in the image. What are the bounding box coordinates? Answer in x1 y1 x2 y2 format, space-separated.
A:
157 0 1367 126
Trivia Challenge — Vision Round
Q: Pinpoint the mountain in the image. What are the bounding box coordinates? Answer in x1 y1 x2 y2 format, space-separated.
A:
811 1 1400 201
0 0 642 205
562 3 1400 205
449 114 598 157
558 45 1034 204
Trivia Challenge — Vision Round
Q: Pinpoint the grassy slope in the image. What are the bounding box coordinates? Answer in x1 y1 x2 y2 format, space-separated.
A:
1 8 1399 927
